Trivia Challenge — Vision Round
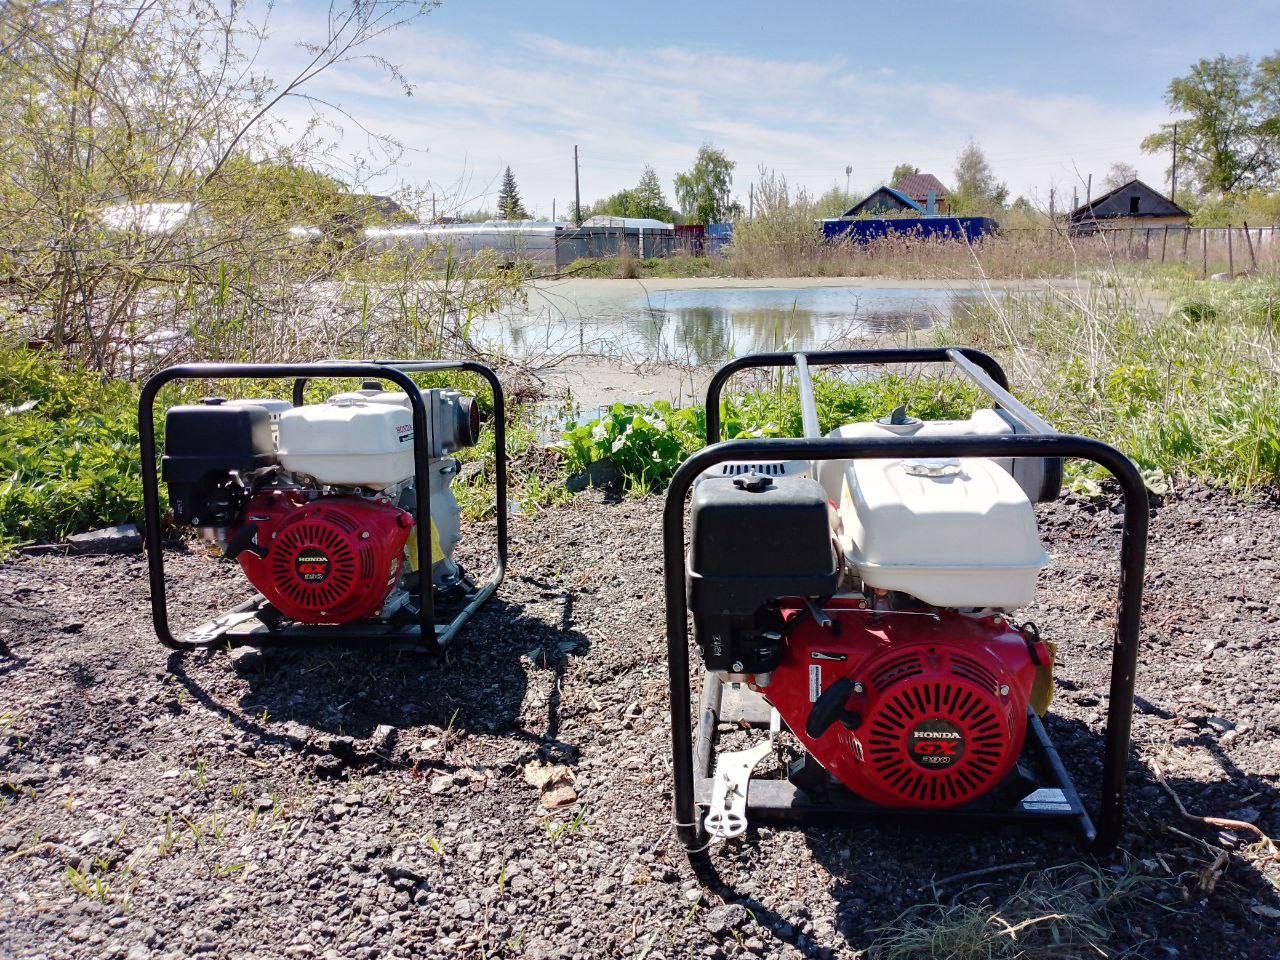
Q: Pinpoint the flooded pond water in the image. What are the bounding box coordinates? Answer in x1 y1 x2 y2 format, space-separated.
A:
479 281 988 363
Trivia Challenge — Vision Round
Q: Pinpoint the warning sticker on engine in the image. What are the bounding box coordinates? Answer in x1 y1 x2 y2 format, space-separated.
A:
809 664 821 702
1020 788 1072 812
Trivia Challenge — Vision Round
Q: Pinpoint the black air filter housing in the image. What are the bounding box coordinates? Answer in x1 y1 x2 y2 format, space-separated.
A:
162 399 276 525
688 472 839 672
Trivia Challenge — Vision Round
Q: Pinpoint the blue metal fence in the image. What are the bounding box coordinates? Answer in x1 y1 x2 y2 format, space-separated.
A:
822 217 996 244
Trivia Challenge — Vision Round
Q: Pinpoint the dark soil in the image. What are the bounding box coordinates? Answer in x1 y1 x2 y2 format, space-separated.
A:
2 485 1279 960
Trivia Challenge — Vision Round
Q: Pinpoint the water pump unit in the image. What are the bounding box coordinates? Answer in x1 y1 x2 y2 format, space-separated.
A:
665 348 1148 853
139 360 506 650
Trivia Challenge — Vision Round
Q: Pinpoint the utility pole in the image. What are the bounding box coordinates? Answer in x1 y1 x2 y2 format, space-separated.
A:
845 164 852 199
573 145 581 226
1085 174 1092 206
1170 122 1178 200
748 183 754 220
552 199 556 222
1049 187 1055 223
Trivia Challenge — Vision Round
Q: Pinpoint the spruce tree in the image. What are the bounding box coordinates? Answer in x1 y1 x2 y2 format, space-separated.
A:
632 165 673 220
497 166 528 220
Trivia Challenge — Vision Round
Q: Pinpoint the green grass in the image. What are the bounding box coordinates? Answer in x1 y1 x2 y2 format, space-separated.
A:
557 275 1280 495
0 348 145 549
0 346 533 552
557 376 982 492
948 274 1280 490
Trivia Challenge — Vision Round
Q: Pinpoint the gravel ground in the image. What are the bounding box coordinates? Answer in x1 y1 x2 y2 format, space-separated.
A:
2 486 1279 960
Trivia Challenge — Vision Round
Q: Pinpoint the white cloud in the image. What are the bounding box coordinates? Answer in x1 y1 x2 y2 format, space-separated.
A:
251 14 1173 217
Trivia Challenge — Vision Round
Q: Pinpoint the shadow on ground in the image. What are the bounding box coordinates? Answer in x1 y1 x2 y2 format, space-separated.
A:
682 714 1280 959
165 595 592 774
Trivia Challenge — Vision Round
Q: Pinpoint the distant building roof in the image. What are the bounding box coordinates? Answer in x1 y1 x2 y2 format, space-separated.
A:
892 173 949 204
583 215 674 230
841 186 923 218
99 202 196 234
1069 179 1189 221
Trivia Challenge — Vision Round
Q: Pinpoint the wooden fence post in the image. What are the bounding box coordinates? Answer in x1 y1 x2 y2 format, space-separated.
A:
1201 228 1208 278
1227 227 1234 279
1181 226 1189 261
1243 220 1257 273
1160 225 1168 263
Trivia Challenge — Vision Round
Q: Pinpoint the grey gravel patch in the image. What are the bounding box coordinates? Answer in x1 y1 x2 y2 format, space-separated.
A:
0 487 1278 959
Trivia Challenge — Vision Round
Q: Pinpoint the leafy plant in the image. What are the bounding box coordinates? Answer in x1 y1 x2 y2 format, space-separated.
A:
558 401 706 490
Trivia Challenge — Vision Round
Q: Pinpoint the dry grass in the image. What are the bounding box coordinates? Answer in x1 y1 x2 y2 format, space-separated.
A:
868 860 1163 960
717 227 1279 281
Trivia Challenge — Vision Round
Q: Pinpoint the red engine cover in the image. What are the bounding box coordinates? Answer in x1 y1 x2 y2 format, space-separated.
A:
235 490 413 624
759 599 1047 808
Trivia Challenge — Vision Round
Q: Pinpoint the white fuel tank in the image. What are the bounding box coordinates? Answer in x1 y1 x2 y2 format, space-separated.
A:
837 456 1048 610
277 400 414 489
817 409 1052 504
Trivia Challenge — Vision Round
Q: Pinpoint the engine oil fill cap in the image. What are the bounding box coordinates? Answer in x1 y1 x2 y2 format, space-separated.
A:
732 471 774 492
876 404 922 433
900 457 962 478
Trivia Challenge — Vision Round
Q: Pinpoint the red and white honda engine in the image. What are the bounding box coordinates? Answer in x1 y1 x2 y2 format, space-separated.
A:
688 409 1056 814
161 383 481 624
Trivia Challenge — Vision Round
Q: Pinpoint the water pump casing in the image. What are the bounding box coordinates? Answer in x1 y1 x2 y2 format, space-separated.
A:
760 600 1047 808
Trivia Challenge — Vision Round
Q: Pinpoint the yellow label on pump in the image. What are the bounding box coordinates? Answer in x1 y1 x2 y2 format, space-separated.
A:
406 521 444 571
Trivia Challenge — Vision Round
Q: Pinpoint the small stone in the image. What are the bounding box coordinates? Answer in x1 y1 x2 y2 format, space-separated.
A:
565 459 621 493
330 804 349 818
229 647 264 672
524 761 574 791
372 725 397 753
1206 716 1236 734
66 523 143 555
126 946 152 960
255 795 274 812
540 785 578 810
704 903 751 936
455 899 475 919
83 756 102 770
77 829 107 849
60 621 85 634
429 775 454 795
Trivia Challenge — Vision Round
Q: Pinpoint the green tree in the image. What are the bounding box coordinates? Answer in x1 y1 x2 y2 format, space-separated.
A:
951 141 1008 216
631 165 675 221
496 166 528 220
1103 162 1139 190
588 166 676 221
1142 53 1280 195
814 184 859 218
674 145 738 224
589 189 637 218
890 163 920 185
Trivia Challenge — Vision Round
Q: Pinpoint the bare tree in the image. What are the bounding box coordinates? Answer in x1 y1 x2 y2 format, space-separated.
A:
0 0 519 372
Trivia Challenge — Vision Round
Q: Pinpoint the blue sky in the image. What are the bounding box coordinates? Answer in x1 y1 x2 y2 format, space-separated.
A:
268 0 1279 216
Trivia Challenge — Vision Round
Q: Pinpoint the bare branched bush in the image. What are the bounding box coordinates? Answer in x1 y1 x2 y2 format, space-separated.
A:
0 0 521 374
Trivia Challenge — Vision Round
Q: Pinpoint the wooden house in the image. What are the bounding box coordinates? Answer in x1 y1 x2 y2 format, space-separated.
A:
841 186 923 218
1069 179 1189 235
893 173 951 214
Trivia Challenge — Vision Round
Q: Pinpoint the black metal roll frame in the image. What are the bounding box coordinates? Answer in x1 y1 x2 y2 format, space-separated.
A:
139 360 507 651
665 347 1148 853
